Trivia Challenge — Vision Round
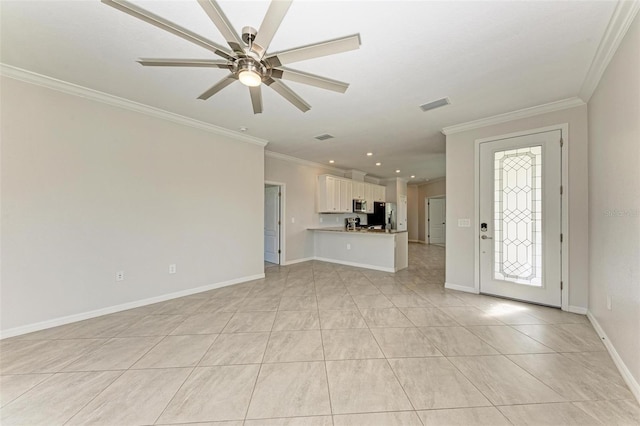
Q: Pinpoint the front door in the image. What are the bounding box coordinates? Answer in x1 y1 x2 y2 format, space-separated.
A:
429 197 446 245
479 130 562 307
264 185 280 264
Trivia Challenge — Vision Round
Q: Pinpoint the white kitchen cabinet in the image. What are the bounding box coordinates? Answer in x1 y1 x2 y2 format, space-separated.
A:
364 183 375 213
318 175 383 213
340 179 353 213
353 181 365 200
364 183 386 212
317 175 353 213
374 185 386 202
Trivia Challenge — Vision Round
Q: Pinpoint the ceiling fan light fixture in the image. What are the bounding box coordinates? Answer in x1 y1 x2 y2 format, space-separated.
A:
239 68 262 87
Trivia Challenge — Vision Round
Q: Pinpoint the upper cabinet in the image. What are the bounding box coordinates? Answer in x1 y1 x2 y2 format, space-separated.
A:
353 182 365 200
373 184 386 202
363 182 385 213
317 175 353 213
318 175 385 213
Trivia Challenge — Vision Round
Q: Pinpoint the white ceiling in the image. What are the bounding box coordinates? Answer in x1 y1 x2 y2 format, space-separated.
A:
1 0 617 182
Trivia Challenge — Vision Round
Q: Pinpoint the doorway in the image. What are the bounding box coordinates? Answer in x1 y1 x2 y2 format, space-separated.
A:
264 184 282 266
478 129 563 307
427 197 446 246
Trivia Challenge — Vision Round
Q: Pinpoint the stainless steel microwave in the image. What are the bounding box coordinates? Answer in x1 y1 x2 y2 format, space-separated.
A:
353 199 367 213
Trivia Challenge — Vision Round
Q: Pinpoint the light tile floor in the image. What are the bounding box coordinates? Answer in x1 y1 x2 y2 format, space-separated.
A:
1 244 639 425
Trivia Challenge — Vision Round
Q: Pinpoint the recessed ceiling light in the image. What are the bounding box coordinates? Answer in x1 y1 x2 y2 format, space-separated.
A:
396 170 400 173
375 162 381 166
329 160 335 164
411 175 415 178
366 152 373 156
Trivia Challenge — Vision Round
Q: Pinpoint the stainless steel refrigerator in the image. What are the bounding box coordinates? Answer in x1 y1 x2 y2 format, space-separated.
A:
367 202 396 230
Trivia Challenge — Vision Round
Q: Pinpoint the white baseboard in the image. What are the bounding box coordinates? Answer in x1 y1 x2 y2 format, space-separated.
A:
567 305 588 315
587 311 640 404
0 273 265 340
282 257 315 266
314 257 395 273
444 282 479 294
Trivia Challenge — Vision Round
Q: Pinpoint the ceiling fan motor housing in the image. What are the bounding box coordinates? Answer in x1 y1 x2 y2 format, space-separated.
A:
233 57 270 82
242 26 257 45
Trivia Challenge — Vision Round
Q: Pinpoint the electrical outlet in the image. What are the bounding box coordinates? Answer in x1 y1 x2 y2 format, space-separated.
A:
336 217 340 223
291 217 295 224
347 243 351 250
320 217 323 223
115 271 124 281
607 294 612 310
169 264 177 274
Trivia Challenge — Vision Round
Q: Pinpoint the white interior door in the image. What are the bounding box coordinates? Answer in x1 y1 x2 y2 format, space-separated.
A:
429 198 446 245
264 186 280 264
479 130 562 307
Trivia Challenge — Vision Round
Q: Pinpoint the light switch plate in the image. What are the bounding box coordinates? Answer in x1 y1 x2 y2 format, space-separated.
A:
458 219 471 227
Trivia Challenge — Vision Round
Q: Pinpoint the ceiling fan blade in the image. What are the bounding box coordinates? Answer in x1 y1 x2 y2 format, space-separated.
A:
251 0 293 58
138 58 231 68
249 86 263 114
266 34 361 67
265 78 311 112
197 75 236 100
196 0 245 54
102 0 234 61
271 67 349 93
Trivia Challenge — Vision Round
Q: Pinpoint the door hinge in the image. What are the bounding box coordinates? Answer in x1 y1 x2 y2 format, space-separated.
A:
560 137 564 147
278 192 281 197
560 233 564 243
278 220 281 225
560 185 563 195
278 249 281 254
561 281 563 290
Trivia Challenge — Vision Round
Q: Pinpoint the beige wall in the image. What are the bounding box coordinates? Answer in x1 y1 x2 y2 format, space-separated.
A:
445 105 589 309
587 14 640 390
1 77 265 334
417 179 447 243
385 178 408 204
265 155 350 264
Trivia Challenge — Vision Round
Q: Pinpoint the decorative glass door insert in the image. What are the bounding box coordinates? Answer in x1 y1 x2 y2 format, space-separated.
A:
494 146 542 286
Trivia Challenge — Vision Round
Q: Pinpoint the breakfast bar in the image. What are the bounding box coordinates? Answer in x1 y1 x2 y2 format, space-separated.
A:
308 227 408 272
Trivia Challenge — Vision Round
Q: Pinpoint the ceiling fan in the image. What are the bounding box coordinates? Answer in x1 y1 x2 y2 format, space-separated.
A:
102 0 361 114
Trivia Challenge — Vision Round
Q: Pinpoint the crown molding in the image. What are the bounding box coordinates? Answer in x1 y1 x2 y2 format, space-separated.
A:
265 150 346 174
579 0 640 102
441 97 585 136
410 176 446 187
0 64 268 147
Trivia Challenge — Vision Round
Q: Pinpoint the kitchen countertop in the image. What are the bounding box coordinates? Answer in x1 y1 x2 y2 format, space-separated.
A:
308 227 408 234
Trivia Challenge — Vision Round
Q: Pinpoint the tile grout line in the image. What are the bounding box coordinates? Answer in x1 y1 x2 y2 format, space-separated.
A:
313 266 336 424
242 267 289 423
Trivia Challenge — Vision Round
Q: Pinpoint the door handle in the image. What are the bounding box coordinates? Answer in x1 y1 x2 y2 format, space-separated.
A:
481 235 493 239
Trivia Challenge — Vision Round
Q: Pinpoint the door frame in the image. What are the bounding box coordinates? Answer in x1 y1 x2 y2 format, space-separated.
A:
473 124 569 311
426 196 446 245
265 181 286 265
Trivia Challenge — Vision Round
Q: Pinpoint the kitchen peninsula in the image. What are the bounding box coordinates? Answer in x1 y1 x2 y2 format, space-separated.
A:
308 227 408 272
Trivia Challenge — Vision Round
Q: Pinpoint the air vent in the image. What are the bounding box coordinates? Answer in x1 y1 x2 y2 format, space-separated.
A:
419 97 451 112
314 133 335 141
